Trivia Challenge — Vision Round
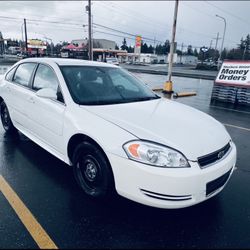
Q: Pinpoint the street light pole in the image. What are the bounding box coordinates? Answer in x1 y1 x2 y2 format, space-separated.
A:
216 14 226 63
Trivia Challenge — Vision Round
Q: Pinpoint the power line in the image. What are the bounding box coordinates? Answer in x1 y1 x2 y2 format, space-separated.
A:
0 15 83 27
0 13 238 50
93 30 135 42
179 2 241 45
98 1 218 41
1 1 243 47
182 2 215 19
0 15 22 21
96 1 170 34
0 14 163 44
93 23 164 43
204 1 250 26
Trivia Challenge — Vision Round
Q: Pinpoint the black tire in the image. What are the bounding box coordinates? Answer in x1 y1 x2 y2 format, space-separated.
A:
0 101 17 134
72 141 114 198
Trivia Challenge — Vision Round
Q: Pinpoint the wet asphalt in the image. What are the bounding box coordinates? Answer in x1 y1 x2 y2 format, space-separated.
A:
0 74 250 249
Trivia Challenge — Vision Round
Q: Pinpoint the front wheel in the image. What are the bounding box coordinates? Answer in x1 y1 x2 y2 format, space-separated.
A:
0 101 17 134
72 141 115 198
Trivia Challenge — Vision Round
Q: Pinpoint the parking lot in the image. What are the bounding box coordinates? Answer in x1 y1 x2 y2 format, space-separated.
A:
0 73 250 249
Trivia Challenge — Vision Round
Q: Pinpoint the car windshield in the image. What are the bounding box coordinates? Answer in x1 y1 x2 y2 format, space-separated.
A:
60 66 160 105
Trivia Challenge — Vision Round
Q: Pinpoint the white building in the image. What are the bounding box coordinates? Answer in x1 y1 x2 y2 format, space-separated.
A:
139 53 157 64
71 38 116 50
177 55 198 65
157 55 168 64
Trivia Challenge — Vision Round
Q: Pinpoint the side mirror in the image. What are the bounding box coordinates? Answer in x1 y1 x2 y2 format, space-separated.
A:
36 88 57 99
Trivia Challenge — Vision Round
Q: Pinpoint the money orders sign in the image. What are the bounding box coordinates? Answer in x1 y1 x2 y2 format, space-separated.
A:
215 61 250 87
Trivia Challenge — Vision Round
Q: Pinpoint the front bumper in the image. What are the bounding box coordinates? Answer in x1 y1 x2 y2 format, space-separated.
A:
107 142 237 209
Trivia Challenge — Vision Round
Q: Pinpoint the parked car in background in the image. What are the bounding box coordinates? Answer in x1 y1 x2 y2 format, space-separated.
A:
17 52 28 59
0 58 236 209
105 57 119 66
196 59 218 70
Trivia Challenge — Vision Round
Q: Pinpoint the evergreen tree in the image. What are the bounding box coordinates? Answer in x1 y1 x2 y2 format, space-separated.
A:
148 45 154 53
193 48 198 57
162 40 170 54
127 46 134 53
155 44 163 54
121 38 128 51
221 48 228 60
176 49 182 56
187 45 193 55
141 42 149 53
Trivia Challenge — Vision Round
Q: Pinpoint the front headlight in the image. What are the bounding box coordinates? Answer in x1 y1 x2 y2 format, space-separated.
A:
123 140 190 168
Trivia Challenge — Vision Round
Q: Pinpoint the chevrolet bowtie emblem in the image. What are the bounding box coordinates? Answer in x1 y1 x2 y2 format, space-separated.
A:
218 151 225 159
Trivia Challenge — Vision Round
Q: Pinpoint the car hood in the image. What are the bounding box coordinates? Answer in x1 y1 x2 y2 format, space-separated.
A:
83 98 231 161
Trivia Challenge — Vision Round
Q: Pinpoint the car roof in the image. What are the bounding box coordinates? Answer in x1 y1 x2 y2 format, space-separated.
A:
19 57 118 68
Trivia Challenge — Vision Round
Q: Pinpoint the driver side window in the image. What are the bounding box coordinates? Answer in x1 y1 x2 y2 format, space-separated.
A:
33 64 64 103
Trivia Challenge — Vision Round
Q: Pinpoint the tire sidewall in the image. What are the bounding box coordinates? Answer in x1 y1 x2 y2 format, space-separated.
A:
72 141 114 198
0 101 16 133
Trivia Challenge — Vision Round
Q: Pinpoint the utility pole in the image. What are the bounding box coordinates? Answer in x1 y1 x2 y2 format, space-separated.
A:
24 18 28 53
213 32 221 52
153 37 156 55
87 0 93 61
209 40 213 49
213 32 221 61
180 42 183 64
163 0 179 94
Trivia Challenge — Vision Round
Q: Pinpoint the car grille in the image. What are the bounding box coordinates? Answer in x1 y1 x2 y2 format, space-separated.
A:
198 142 231 168
206 168 232 196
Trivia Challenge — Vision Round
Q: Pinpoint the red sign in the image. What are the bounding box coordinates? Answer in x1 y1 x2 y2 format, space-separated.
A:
135 36 142 48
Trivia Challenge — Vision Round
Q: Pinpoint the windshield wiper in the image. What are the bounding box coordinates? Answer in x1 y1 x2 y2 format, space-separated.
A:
80 96 160 106
127 96 160 102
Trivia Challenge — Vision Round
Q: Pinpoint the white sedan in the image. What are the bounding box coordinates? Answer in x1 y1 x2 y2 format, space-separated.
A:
0 58 236 209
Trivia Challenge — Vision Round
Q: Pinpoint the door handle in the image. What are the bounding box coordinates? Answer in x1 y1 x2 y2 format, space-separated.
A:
6 86 11 92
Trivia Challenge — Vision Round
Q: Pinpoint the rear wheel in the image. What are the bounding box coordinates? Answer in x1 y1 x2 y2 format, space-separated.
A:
0 101 17 134
72 141 114 198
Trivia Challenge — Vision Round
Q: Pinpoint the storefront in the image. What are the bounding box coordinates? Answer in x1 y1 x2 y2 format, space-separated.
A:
27 39 47 57
60 44 88 59
93 49 126 62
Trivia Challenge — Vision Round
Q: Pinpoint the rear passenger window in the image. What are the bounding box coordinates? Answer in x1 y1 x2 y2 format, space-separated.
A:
5 67 17 82
13 63 36 87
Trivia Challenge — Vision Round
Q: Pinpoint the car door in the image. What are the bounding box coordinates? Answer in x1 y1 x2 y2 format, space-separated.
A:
28 63 66 154
7 62 37 128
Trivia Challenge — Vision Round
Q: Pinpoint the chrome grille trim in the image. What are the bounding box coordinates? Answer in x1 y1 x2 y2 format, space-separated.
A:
198 142 231 169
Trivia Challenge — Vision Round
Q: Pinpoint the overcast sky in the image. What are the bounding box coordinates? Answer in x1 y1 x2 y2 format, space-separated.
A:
0 1 250 51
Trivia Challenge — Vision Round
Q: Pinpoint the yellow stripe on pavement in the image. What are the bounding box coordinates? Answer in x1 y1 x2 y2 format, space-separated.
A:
0 175 58 249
